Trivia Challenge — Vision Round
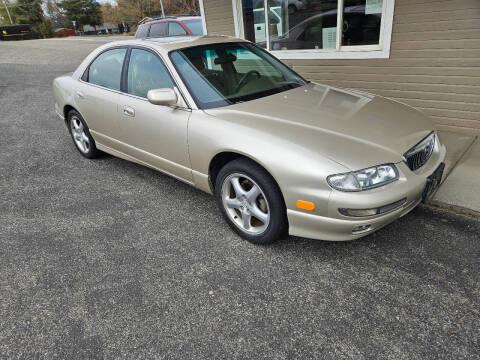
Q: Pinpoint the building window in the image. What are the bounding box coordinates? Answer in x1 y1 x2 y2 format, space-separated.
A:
234 0 395 60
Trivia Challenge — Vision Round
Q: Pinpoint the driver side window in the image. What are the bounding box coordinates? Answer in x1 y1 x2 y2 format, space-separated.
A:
127 49 175 99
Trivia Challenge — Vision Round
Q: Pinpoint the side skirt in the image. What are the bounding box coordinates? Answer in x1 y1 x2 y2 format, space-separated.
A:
95 142 196 188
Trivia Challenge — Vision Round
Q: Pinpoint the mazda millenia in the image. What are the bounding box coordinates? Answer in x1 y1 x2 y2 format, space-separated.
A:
53 36 446 244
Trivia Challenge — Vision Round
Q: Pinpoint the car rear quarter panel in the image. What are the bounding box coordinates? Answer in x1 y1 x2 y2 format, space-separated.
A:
53 75 77 122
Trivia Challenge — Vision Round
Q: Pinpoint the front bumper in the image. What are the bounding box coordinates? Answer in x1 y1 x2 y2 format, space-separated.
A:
287 139 446 241
288 196 422 241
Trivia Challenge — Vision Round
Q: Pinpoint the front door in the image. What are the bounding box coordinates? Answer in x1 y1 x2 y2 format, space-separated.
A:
119 48 192 183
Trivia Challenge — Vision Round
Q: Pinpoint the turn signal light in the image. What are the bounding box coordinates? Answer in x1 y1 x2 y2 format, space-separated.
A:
296 200 315 211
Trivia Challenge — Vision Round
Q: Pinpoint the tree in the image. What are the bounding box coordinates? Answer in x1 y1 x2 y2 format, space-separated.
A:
14 0 53 37
101 2 119 25
163 0 199 15
60 0 102 32
95 0 200 32
45 0 69 29
0 0 16 25
116 0 159 23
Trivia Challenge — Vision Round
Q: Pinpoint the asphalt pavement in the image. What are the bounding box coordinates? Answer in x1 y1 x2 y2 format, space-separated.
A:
0 38 479 359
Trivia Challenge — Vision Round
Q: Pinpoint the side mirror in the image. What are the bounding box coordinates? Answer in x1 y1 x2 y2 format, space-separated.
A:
147 88 178 106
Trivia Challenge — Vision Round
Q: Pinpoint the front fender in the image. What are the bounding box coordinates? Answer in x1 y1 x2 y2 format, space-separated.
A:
188 110 348 217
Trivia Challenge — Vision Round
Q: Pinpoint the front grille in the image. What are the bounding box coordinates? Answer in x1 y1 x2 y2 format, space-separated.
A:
404 132 435 171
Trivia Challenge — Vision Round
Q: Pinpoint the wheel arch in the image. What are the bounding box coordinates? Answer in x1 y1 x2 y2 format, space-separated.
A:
63 104 77 125
208 151 284 196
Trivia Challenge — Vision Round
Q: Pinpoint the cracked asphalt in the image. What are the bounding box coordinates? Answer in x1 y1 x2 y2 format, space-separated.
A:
0 38 479 359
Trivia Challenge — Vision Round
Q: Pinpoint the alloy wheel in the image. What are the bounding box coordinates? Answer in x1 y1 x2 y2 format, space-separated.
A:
221 173 270 235
70 115 90 154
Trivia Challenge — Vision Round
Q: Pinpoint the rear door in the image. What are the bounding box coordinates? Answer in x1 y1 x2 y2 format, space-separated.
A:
118 47 192 182
75 47 127 148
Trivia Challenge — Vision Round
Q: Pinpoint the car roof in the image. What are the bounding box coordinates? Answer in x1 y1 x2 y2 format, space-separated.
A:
102 35 248 54
140 16 201 25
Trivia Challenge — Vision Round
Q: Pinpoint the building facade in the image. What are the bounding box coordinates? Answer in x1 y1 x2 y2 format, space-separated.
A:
200 0 480 135
83 23 119 35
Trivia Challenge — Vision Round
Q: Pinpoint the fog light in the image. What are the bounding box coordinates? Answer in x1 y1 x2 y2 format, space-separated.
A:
352 225 371 234
339 198 407 218
339 208 377 217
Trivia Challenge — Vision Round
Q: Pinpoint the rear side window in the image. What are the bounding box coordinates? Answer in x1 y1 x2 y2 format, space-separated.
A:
168 22 187 36
127 49 175 98
135 24 149 38
88 48 126 91
182 20 203 35
149 22 167 37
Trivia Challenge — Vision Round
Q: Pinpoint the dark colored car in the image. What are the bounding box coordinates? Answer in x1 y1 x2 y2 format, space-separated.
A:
135 16 204 38
0 24 31 41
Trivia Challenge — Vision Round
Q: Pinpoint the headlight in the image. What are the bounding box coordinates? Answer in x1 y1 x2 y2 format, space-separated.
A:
327 164 399 192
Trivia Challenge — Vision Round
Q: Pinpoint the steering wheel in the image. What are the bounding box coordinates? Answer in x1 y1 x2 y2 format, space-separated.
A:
233 70 261 93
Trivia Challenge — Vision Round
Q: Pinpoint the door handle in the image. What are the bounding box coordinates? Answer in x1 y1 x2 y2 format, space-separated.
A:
123 106 135 117
75 90 84 99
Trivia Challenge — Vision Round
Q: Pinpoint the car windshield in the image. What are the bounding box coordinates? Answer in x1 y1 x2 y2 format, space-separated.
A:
182 19 204 35
170 42 307 109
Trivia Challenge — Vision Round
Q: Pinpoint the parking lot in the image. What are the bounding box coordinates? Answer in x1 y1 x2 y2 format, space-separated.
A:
0 38 479 359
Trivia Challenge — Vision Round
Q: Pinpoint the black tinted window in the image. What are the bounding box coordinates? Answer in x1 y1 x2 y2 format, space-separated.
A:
88 48 126 91
135 24 149 38
127 49 175 98
149 22 167 37
342 0 382 46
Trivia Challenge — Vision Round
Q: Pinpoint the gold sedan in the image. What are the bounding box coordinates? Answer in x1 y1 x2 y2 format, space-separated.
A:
53 36 446 244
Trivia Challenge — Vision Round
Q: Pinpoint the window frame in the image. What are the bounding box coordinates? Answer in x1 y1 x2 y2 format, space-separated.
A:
168 41 309 110
82 46 127 91
124 47 176 99
80 45 191 109
230 0 395 60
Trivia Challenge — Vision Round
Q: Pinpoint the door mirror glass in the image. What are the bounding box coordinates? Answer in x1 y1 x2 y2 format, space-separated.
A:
147 88 178 106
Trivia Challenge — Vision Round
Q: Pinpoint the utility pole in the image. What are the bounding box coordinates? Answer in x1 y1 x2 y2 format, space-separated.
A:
2 0 13 25
159 0 165 18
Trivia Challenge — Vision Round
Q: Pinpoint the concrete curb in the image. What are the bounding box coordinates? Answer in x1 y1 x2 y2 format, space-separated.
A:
423 201 480 220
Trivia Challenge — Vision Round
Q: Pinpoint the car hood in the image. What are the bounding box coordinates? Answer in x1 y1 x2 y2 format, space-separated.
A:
204 82 434 170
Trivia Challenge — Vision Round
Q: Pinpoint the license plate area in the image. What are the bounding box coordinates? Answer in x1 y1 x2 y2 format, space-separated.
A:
422 162 445 202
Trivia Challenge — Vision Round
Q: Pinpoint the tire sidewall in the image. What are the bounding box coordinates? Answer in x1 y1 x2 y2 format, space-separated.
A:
67 110 98 159
215 159 287 245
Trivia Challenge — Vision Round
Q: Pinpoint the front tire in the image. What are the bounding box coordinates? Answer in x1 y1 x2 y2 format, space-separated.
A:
67 110 100 159
215 158 288 245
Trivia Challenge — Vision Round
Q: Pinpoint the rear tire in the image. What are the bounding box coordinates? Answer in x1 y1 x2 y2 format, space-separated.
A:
215 158 288 245
67 110 100 159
